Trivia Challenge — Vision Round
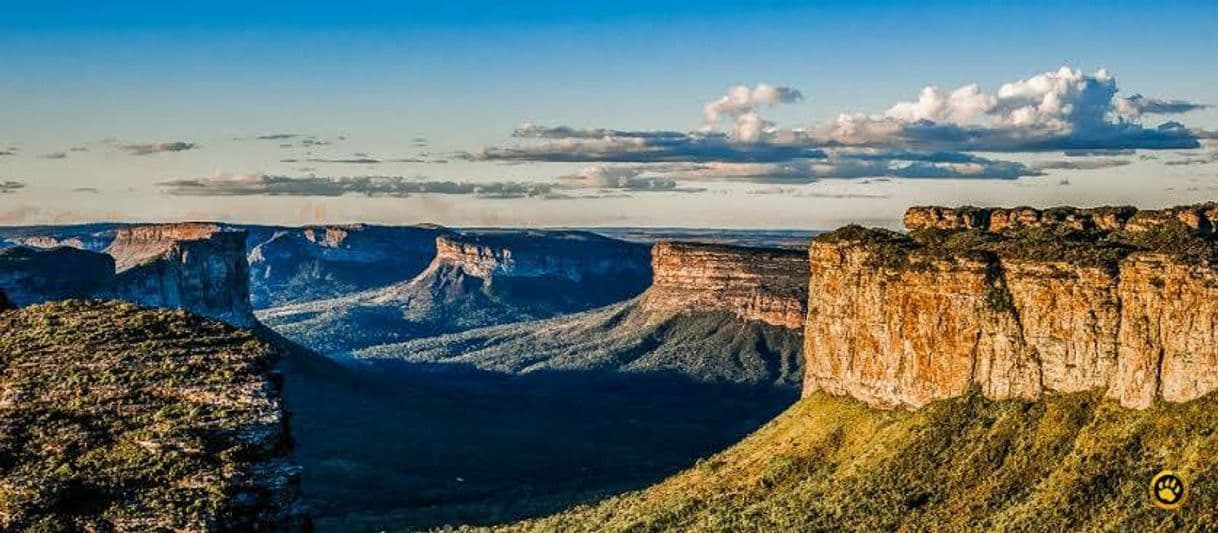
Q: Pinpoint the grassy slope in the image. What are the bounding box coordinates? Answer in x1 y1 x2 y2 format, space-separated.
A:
507 391 1218 532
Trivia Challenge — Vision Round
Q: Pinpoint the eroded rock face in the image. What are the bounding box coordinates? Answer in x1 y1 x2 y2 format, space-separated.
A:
105 224 255 327
804 211 1218 410
433 231 650 282
0 246 116 306
903 204 1217 235
644 241 807 329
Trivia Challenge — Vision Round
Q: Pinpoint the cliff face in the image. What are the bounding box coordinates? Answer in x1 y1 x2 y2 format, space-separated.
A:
105 224 255 327
0 300 307 530
432 231 651 282
247 224 442 308
0 246 116 306
643 241 807 329
805 204 1218 410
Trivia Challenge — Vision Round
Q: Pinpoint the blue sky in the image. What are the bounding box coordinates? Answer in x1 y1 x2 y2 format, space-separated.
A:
1 1 1216 228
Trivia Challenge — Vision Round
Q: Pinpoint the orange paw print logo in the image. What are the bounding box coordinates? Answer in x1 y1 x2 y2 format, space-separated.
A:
1150 471 1186 510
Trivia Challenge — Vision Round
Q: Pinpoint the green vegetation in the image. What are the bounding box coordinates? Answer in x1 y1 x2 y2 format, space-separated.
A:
817 218 1218 272
505 391 1218 532
0 300 296 531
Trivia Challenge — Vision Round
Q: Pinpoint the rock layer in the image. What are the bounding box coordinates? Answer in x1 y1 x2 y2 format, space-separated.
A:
105 224 255 327
644 241 807 329
805 204 1218 409
903 203 1218 235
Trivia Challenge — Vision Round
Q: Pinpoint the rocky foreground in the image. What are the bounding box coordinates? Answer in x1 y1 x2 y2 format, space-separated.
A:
0 300 306 530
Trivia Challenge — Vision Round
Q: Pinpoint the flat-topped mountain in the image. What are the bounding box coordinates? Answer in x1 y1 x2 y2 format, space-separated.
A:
247 224 445 308
0 300 307 530
260 229 652 357
806 202 1218 409
358 240 807 387
103 223 256 327
0 246 115 306
0 223 256 327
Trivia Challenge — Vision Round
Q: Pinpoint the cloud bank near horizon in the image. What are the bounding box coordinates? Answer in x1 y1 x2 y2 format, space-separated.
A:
464 66 1206 184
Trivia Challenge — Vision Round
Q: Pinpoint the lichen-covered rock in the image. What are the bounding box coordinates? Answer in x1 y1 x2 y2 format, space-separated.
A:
0 300 308 531
105 224 255 327
643 241 807 329
0 246 116 306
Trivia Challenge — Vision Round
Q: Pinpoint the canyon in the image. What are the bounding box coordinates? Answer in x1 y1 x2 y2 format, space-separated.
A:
358 240 806 387
805 203 1218 409
260 229 652 356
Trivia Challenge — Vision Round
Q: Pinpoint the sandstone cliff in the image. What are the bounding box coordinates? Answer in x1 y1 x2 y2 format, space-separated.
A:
805 203 1218 409
0 300 308 530
642 241 807 329
0 246 116 306
105 223 255 327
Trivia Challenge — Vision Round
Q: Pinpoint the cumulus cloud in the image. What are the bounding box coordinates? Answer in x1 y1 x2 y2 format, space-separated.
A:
117 141 197 156
479 66 1204 168
0 181 26 194
159 173 555 199
702 84 804 142
559 165 708 192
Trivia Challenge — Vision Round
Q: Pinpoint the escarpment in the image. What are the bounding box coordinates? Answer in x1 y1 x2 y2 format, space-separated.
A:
247 224 444 308
0 300 308 530
260 230 653 356
105 223 256 327
0 246 116 306
805 203 1218 409
643 241 807 329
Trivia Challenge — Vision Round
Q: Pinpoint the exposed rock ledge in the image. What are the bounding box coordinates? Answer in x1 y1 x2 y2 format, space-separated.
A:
104 223 255 327
643 241 808 329
904 203 1218 234
805 204 1218 410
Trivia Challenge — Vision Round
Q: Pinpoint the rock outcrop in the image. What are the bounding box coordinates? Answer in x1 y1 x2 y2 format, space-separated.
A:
804 204 1218 409
643 241 807 329
105 223 255 327
247 224 443 308
0 246 116 306
0 300 308 530
903 203 1218 235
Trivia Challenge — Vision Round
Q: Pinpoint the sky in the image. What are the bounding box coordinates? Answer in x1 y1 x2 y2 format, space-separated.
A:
1 1 1216 229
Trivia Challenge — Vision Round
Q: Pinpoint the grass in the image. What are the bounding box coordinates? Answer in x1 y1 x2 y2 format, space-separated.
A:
503 391 1218 532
